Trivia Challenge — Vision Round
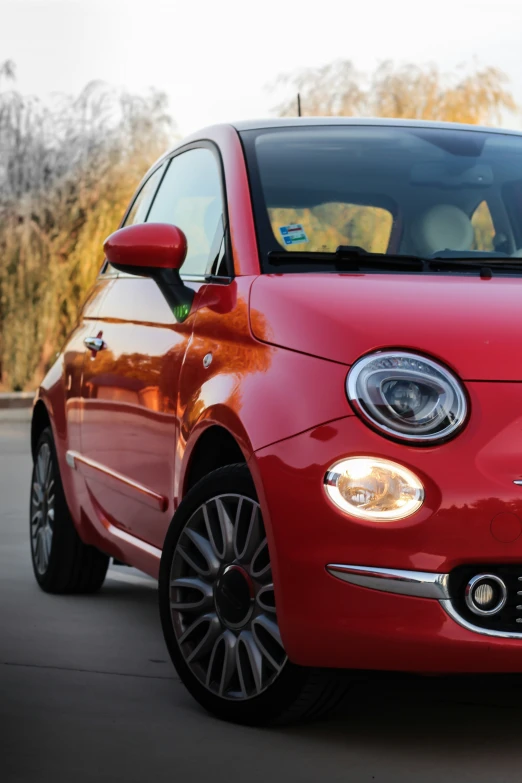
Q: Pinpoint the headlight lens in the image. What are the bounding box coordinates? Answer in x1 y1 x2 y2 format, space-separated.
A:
324 457 424 521
347 352 467 443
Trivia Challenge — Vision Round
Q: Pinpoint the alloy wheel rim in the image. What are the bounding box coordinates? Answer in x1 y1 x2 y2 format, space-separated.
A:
169 494 288 701
30 443 55 575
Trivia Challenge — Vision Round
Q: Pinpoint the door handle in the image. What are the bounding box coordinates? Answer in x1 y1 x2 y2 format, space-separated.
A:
84 336 105 353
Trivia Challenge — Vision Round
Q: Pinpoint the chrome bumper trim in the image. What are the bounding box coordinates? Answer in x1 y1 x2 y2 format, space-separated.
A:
326 564 450 599
327 563 522 640
440 599 522 640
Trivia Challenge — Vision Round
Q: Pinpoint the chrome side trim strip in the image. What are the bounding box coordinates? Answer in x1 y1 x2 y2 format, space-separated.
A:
104 521 162 560
66 450 168 512
326 564 450 599
440 599 522 640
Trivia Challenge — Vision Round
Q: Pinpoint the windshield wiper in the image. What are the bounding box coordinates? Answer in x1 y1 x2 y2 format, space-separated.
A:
268 246 522 278
427 257 522 277
268 246 426 272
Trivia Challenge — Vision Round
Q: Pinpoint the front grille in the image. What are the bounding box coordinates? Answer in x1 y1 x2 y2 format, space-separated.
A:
449 565 522 632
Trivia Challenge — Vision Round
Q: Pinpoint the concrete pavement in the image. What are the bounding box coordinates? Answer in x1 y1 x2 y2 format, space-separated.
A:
2 420 522 782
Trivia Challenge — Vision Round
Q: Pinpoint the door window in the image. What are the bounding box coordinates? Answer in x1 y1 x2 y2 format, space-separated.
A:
146 148 225 277
100 165 166 276
123 164 166 227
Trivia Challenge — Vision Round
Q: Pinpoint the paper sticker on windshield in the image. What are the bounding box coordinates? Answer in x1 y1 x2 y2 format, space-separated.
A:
279 224 308 245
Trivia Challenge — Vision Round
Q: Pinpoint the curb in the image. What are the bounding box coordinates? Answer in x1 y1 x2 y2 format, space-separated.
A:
0 392 35 410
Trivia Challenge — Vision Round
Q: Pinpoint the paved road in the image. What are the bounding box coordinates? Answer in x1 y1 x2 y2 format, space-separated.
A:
3 418 522 783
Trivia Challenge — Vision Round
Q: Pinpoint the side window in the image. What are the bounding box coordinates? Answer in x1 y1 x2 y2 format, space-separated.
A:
123 165 165 227
146 148 224 277
471 201 496 251
100 165 165 276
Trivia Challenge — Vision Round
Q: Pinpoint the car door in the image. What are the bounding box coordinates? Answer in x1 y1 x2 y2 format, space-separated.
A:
79 146 227 549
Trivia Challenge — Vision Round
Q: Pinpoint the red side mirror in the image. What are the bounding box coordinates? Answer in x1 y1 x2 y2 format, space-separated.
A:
103 223 188 273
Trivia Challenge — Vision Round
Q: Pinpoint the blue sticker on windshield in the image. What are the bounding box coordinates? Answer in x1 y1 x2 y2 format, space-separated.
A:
279 224 308 245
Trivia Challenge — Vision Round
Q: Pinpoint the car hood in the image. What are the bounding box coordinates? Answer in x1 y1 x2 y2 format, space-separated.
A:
249 273 522 381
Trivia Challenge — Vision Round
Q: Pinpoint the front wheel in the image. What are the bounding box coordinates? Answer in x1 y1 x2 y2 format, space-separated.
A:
159 464 351 725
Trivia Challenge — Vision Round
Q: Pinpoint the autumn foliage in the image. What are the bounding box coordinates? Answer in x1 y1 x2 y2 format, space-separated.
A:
0 59 518 389
0 63 173 389
275 60 516 125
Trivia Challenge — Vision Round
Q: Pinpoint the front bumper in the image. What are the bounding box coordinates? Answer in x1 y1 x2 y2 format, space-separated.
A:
327 563 522 641
251 385 522 672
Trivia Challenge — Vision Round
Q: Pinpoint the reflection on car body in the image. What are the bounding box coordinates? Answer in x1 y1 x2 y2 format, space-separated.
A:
29 118 522 725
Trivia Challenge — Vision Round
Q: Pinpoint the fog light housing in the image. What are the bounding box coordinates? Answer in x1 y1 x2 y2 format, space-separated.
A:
465 574 507 616
324 457 424 521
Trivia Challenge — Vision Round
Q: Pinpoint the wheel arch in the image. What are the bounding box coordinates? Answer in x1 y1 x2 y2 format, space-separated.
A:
182 423 248 496
179 420 276 576
31 399 52 458
176 418 289 659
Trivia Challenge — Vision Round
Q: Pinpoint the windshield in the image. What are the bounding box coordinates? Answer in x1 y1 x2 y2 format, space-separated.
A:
241 124 522 272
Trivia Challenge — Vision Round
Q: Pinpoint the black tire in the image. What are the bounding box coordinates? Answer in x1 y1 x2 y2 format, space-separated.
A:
159 464 352 726
30 426 109 594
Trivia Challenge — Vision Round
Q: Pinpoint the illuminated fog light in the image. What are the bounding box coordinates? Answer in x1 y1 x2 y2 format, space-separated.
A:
324 457 424 521
474 583 494 607
465 574 507 616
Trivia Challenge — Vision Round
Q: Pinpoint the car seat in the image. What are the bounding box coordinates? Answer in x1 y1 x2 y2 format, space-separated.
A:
410 205 474 257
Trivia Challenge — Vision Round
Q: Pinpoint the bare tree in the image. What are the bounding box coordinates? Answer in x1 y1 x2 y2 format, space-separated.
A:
0 59 15 86
274 59 516 125
0 71 175 390
274 60 365 117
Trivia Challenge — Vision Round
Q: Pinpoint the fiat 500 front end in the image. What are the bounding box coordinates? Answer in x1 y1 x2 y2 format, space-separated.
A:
251 355 522 673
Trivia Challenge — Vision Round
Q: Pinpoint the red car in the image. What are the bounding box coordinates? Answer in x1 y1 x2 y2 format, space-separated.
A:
30 118 522 725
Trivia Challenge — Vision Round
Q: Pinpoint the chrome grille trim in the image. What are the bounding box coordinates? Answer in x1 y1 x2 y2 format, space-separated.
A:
441 599 522 640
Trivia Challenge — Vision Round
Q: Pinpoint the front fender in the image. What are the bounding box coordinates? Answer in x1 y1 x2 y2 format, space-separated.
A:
179 277 353 456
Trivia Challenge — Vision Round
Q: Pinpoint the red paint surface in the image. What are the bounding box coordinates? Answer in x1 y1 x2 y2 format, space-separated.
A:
490 512 522 544
33 122 522 673
250 273 522 380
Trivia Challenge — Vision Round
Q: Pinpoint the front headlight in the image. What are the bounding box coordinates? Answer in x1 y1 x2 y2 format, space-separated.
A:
347 351 467 443
324 457 424 521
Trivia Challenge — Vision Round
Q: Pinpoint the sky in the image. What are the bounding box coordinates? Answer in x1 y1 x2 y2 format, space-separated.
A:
1 0 522 137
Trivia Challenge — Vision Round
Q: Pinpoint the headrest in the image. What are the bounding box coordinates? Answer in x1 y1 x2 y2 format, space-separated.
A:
411 205 474 256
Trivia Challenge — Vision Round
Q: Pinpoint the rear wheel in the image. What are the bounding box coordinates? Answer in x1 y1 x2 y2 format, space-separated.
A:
159 464 352 725
30 426 109 593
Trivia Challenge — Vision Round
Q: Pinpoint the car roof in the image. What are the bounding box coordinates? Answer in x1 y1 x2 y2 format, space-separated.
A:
229 117 522 135
158 117 522 173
